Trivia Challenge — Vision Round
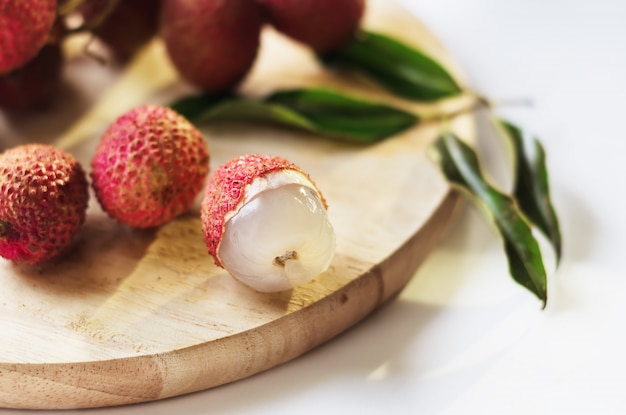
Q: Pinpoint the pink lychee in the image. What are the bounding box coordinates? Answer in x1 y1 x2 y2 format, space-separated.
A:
91 105 210 228
0 144 89 264
257 0 365 54
0 0 58 75
160 0 265 92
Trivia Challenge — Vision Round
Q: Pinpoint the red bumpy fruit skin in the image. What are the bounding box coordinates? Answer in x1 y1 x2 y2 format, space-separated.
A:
91 105 210 229
257 0 365 54
0 0 58 75
160 0 264 92
0 144 89 264
0 44 63 111
201 154 323 268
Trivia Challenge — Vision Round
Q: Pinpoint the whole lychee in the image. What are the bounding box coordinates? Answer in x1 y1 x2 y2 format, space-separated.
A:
91 105 210 228
160 0 264 92
257 0 364 54
0 44 63 112
80 0 162 62
0 144 89 264
0 0 58 75
201 154 335 293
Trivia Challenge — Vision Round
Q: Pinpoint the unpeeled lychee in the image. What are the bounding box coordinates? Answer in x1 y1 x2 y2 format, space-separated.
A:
160 0 264 92
91 105 210 229
0 0 58 75
0 44 63 111
257 0 364 54
80 0 162 62
0 144 89 264
201 154 335 292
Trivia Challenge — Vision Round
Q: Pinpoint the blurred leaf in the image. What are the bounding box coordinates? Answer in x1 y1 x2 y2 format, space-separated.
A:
265 88 418 141
169 92 232 122
321 31 463 101
170 88 418 143
496 119 562 264
429 131 548 306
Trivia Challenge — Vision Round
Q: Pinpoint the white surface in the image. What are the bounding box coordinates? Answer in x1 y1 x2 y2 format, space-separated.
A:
5 0 626 413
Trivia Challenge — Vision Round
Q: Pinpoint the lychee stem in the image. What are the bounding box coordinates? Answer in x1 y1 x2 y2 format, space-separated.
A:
274 250 298 267
419 92 534 123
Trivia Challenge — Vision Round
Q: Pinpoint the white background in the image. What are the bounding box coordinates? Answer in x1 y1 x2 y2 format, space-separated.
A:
5 0 626 414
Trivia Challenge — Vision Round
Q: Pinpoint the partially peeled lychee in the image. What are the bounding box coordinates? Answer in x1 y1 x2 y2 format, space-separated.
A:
201 154 336 293
160 0 264 92
257 0 365 54
0 0 58 75
0 144 89 264
91 105 210 229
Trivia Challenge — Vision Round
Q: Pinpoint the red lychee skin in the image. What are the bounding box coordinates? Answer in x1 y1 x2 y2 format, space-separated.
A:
0 44 63 112
81 0 162 62
0 144 89 264
257 0 364 54
201 154 325 268
160 0 264 92
91 105 210 229
0 0 58 75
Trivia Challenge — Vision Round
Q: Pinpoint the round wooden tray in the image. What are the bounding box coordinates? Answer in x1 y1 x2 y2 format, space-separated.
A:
0 0 472 409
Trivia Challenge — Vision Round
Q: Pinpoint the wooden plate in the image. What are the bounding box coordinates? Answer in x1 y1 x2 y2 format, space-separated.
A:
0 0 473 409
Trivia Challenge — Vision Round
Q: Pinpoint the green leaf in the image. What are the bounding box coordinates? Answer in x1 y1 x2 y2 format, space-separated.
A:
198 99 319 131
266 88 418 141
321 31 463 101
169 92 232 122
496 119 562 264
429 131 548 306
170 88 418 143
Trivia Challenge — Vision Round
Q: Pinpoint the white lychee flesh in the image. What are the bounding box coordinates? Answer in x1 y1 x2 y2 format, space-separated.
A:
218 173 336 293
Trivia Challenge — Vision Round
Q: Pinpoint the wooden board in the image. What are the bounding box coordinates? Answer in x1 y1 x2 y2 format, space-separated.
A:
0 0 473 409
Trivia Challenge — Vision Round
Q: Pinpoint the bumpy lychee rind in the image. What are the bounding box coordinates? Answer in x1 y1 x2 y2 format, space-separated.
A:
0 0 58 75
0 144 89 264
91 105 210 228
160 0 264 92
258 0 365 53
201 154 326 268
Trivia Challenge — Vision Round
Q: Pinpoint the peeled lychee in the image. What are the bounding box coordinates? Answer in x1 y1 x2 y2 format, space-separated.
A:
0 144 89 264
257 0 364 54
160 0 264 92
0 44 63 112
91 105 210 229
0 0 58 75
201 154 336 293
80 0 162 62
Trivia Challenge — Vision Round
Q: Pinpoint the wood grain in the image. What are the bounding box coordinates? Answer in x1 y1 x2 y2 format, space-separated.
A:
0 0 473 409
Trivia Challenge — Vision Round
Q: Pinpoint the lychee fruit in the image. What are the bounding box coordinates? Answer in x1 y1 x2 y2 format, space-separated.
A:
0 44 63 112
0 0 58 75
257 0 365 54
0 144 89 264
80 0 162 62
159 0 265 92
201 154 336 293
91 105 210 229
